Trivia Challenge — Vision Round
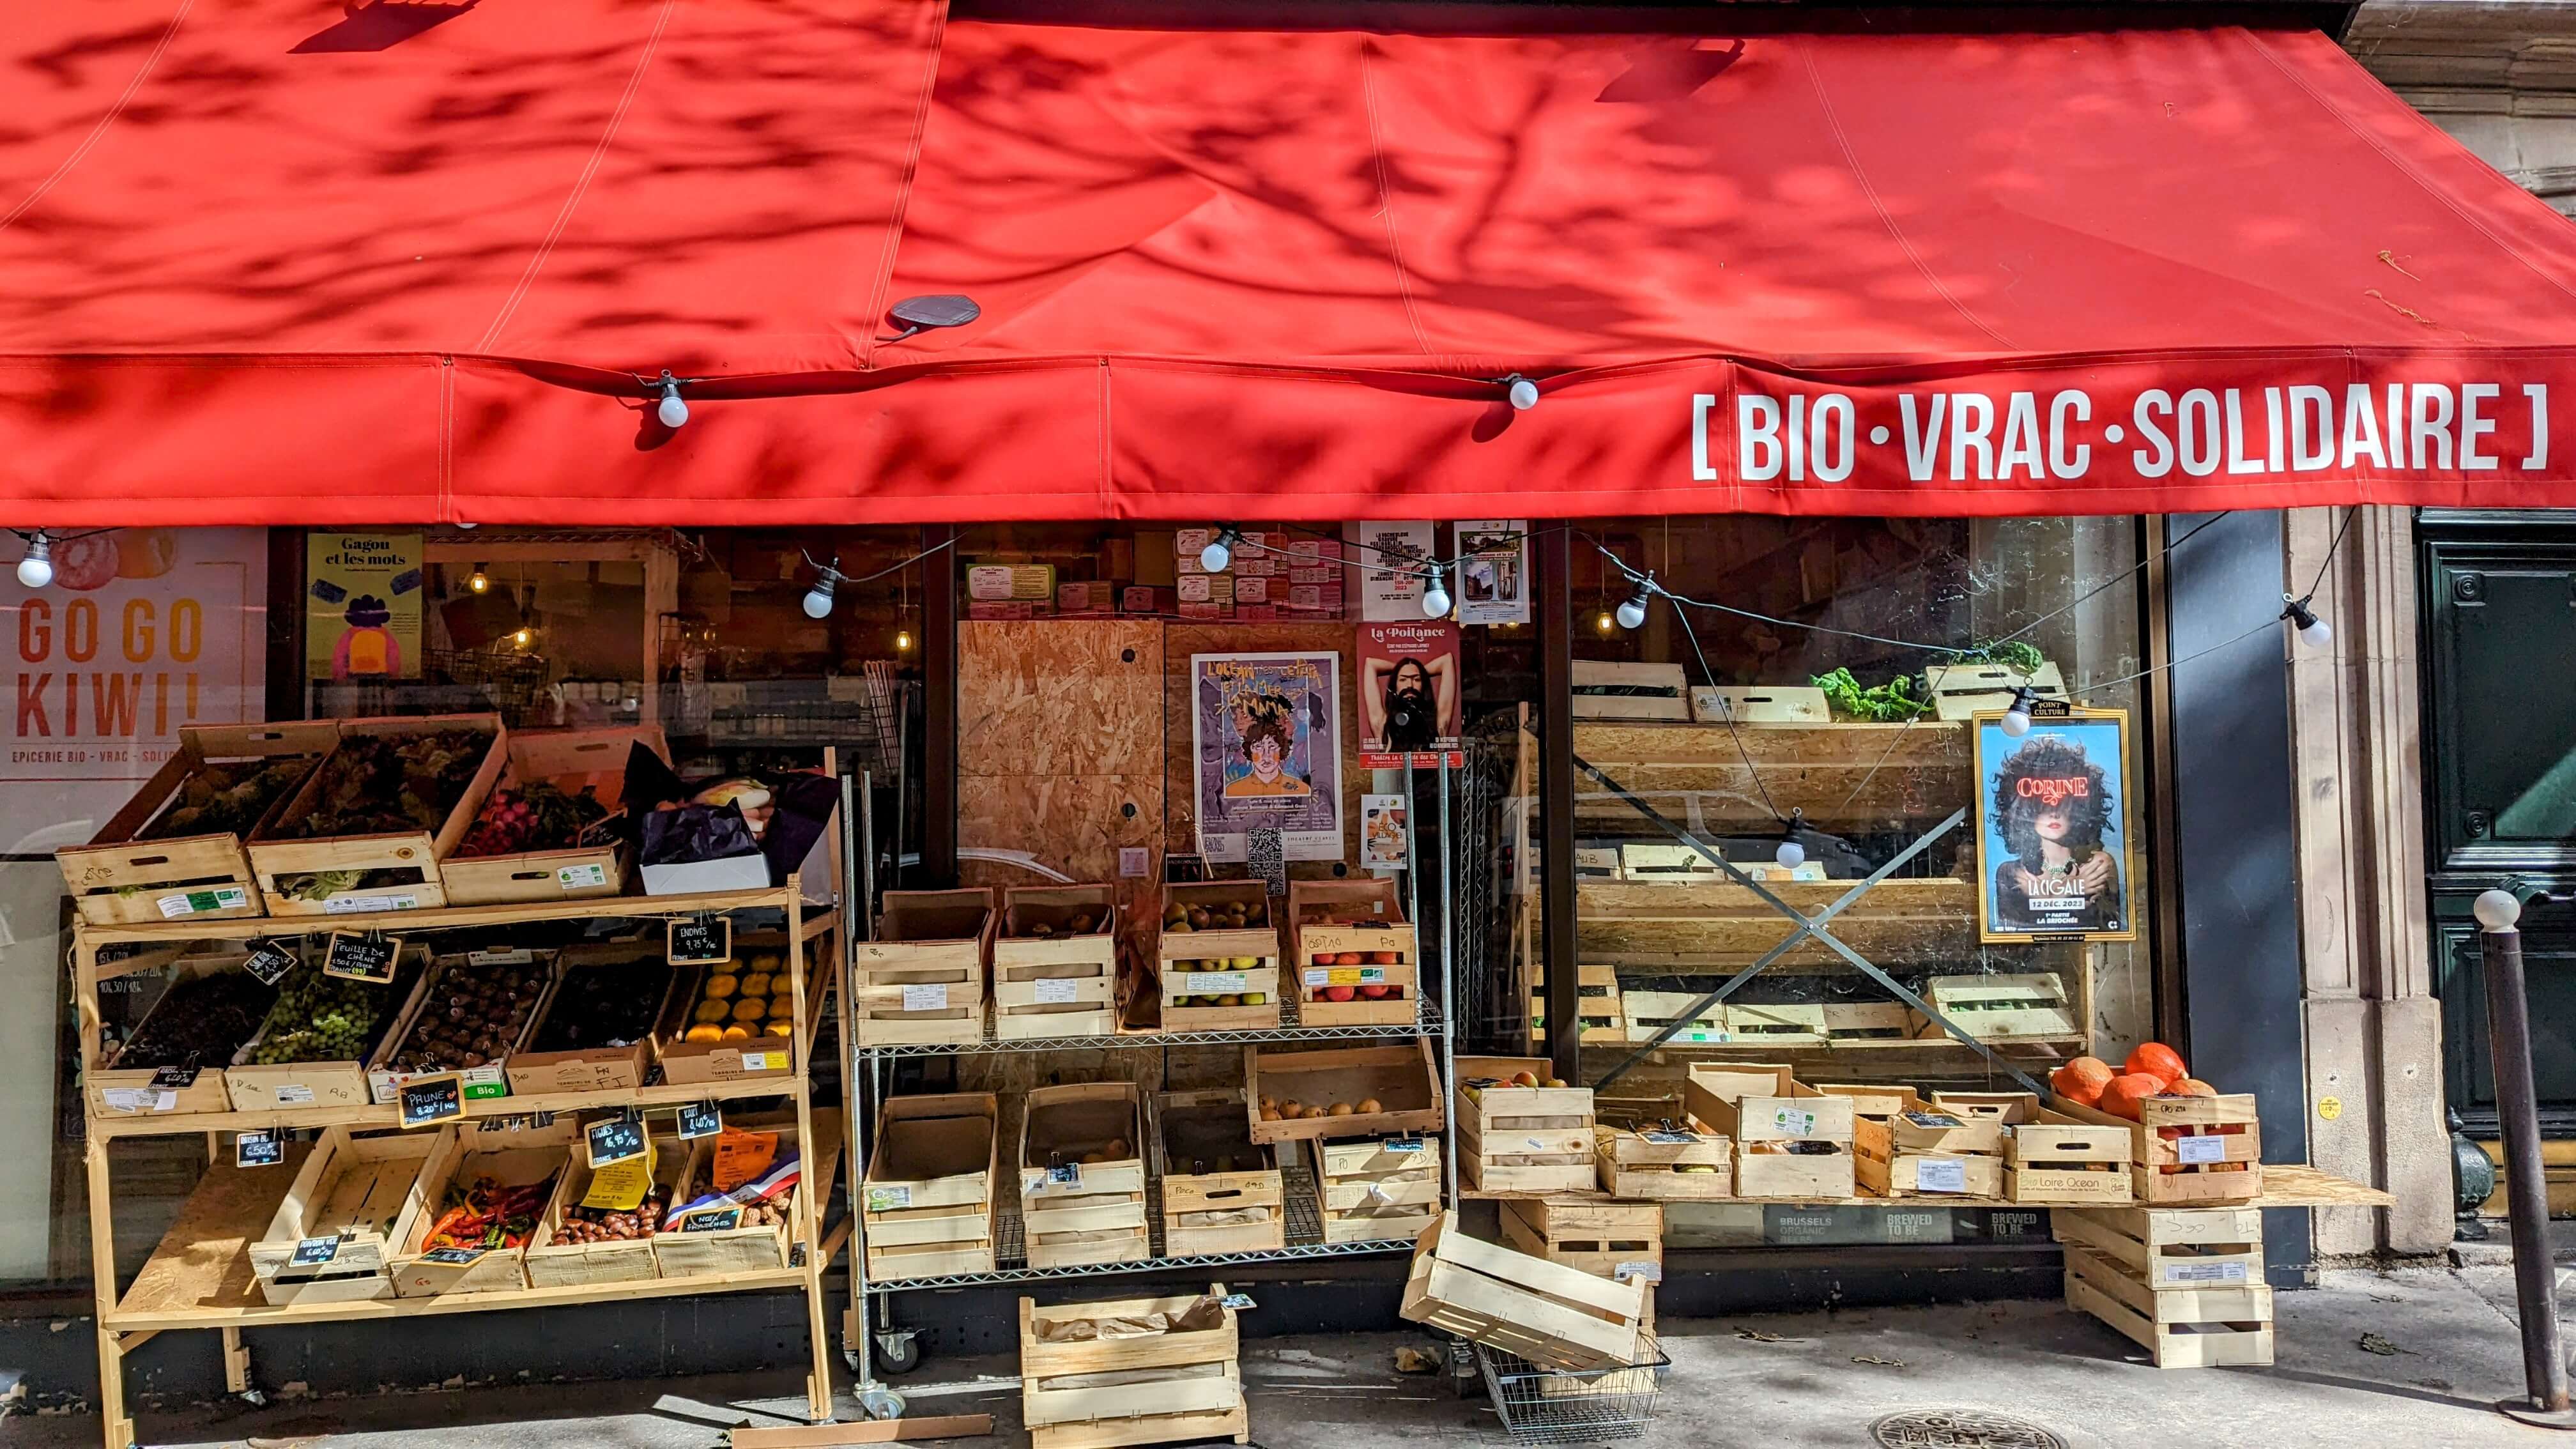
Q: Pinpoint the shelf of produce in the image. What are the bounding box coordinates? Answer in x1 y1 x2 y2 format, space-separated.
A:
109 1117 845 1333
852 996 1443 1059
91 1071 816 1139
864 1165 1414 1291
1572 720 1967 832
1577 878 1976 969
82 890 840 960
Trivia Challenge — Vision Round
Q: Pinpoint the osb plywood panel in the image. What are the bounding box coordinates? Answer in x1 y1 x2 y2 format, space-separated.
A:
960 620 1163 779
958 772 1161 970
955 1047 1250 1119
1163 622 1361 869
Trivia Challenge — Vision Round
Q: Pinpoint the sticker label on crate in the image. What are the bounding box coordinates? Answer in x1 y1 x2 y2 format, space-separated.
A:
291 1236 341 1267
865 1185 914 1213
399 1075 464 1129
242 940 299 985
1034 978 1082 1004
324 894 420 915
99 1088 154 1112
1770 1106 1820 1137
677 1101 723 1140
1301 967 1386 986
1219 1292 1257 1310
158 885 248 918
901 983 950 1013
420 1246 487 1266
2175 1135 2228 1165
235 1130 284 1168
1913 1158 1970 1193
1184 971 1252 993
1047 1163 1082 1186
735 1050 786 1073
323 931 401 983
556 863 609 890
1613 1261 1664 1284
2163 1261 2250 1285
273 1084 316 1105
1643 1129 1702 1145
467 947 535 967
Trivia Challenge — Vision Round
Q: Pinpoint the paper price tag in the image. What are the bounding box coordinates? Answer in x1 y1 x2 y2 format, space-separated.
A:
1613 1261 1664 1284
1034 978 1080 1004
677 1101 723 1140
323 931 401 984
556 863 608 890
100 1087 151 1112
2164 1261 2249 1285
399 1075 464 1129
158 885 248 918
1184 972 1251 994
901 983 949 1012
291 1236 341 1267
586 1115 649 1168
235 1130 285 1168
242 940 299 985
274 1084 316 1105
2175 1135 2227 1165
1913 1158 1970 1193
1771 1107 1818 1137
583 1146 657 1211
865 1186 914 1213
324 894 418 915
668 917 732 965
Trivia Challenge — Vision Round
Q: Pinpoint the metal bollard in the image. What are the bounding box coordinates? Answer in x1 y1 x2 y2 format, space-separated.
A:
2477 887 2576 1429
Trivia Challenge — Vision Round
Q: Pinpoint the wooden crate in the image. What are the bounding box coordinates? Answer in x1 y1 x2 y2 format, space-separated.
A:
654 1121 802 1277
88 952 270 1119
1152 882 1282 1032
1928 1091 2041 1122
58 721 337 925
2054 1206 2264 1291
503 942 675 1095
1724 1002 1828 1048
1925 660 2068 721
1528 964 1627 1044
247 1126 445 1306
1399 1213 1648 1370
1020 1289 1246 1449
1245 1041 1444 1146
2052 1094 2263 1204
523 1131 687 1289
1686 1063 1855 1200
2005 1112 2134 1205
224 946 433 1112
862 1093 999 1281
1823 1085 2004 1199
2064 1243 2274 1368
1150 1089 1284 1256
247 714 507 916
1923 974 2076 1040
854 889 994 1046
1621 990 1730 1045
656 931 822 1086
1289 879 1416 1027
1456 1055 1594 1195
1823 1001 1920 1043
1689 684 1830 725
995 885 1119 1040
1310 1137 1443 1243
367 947 555 1105
1021 1082 1150 1269
1571 661 1690 721
438 726 666 906
390 1117 576 1298
1595 1124 1733 1199
1499 1199 1664 1326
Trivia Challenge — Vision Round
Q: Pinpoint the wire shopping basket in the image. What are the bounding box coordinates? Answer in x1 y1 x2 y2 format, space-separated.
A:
1475 1333 1668 1445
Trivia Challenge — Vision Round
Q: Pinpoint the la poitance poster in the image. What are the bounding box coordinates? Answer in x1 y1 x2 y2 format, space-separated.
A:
1190 651 1344 863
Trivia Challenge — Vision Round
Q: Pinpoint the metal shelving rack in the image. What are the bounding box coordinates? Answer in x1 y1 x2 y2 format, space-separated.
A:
841 758 1462 1406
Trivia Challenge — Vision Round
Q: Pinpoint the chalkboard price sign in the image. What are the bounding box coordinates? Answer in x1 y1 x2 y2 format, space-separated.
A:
242 940 299 986
323 931 401 984
667 917 732 965
680 1208 743 1232
235 1130 284 1168
290 1236 341 1267
150 1063 202 1091
420 1246 486 1266
399 1075 464 1129
586 1114 649 1168
677 1101 723 1140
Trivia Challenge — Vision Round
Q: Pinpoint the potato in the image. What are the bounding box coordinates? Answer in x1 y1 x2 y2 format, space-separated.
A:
1357 1098 1383 1114
1328 1103 1354 1117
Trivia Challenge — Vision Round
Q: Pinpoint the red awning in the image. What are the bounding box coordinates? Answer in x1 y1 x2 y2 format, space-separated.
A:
6 3 2576 525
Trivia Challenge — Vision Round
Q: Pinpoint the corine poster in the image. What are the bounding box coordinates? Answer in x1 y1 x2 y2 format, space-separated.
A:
1973 708 2138 942
1190 651 1343 863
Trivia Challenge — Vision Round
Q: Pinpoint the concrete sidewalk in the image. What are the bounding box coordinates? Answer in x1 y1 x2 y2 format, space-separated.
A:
8 1261 2568 1449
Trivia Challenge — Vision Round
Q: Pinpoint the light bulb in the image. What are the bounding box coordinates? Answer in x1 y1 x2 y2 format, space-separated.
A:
895 629 914 652
1596 610 1615 634
2000 685 2037 738
2282 596 2331 648
468 566 489 594
1421 564 1452 619
656 373 689 429
1505 374 1539 411
1614 585 1650 631
15 531 54 589
802 585 834 620
512 626 532 648
1775 838 1805 870
1200 526 1239 574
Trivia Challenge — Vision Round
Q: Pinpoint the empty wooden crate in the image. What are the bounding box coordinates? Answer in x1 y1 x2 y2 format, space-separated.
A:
1529 964 1627 1044
1499 1199 1665 1326
1020 1289 1246 1449
1922 973 2076 1040
863 1093 999 1281
1595 1124 1733 1199
1455 1055 1594 1194
247 1126 444 1307
1021 1082 1150 1269
1399 1213 1648 1370
994 885 1119 1040
1150 1089 1284 1256
854 889 995 1046
1310 1137 1443 1243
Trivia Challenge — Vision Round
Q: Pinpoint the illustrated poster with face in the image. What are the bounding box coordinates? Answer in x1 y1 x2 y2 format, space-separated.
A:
1974 709 2137 942
1191 651 1344 863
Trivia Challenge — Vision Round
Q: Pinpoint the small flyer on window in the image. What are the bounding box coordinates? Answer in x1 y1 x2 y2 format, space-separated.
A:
1361 794 1409 873
1350 521 1436 620
1454 519 1529 625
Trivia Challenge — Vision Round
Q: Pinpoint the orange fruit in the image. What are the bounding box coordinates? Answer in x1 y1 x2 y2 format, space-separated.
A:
2126 1043 2188 1087
2051 1057 2114 1107
2097 1073 2166 1121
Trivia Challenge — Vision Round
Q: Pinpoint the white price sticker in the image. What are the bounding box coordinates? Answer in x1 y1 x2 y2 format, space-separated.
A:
2175 1135 2228 1165
100 1088 153 1112
1034 978 1080 1004
1913 1157 1969 1193
274 1084 317 1105
155 1091 178 1112
557 863 608 889
1613 1261 1664 1284
901 983 950 1012
737 1051 785 1072
325 894 418 914
2163 1261 2250 1285
1771 1107 1818 1137
1184 972 1252 994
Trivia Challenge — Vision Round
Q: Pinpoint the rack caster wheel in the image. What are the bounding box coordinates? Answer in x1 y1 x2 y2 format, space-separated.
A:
859 1386 908 1422
874 1330 922 1376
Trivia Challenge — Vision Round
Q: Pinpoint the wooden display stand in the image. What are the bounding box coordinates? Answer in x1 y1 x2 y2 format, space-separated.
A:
1685 1063 1856 1199
854 889 995 1046
1309 1138 1441 1243
2060 1206 2273 1368
862 1094 1000 1282
2052 1094 2264 1204
993 885 1119 1040
1455 1055 1595 1195
1594 1124 1733 1199
1499 1199 1664 1327
1244 1041 1443 1146
1399 1213 1648 1371
246 714 508 916
57 721 338 926
1020 1082 1150 1269
1149 1089 1285 1255
1020 1289 1247 1449
70 880 847 1449
437 726 667 906
1287 879 1416 1027
1153 882 1284 1032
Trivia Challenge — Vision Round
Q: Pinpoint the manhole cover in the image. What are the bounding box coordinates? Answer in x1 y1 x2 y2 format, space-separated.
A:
1871 1408 2069 1449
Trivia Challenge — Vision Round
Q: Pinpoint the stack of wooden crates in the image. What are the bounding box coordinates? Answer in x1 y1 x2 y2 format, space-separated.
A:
1455 1055 1595 1193
1020 1287 1246 1449
861 1094 1000 1282
1499 1198 1666 1329
1020 1082 1151 1269
2058 1206 2271 1367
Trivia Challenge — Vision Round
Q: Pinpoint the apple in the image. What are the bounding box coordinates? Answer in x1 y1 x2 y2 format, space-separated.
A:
1335 951 1365 966
1366 950 1399 965
1312 953 1334 967
1241 992 1267 1006
1322 985 1357 1002
1511 1070 1540 1087
1358 984 1391 999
